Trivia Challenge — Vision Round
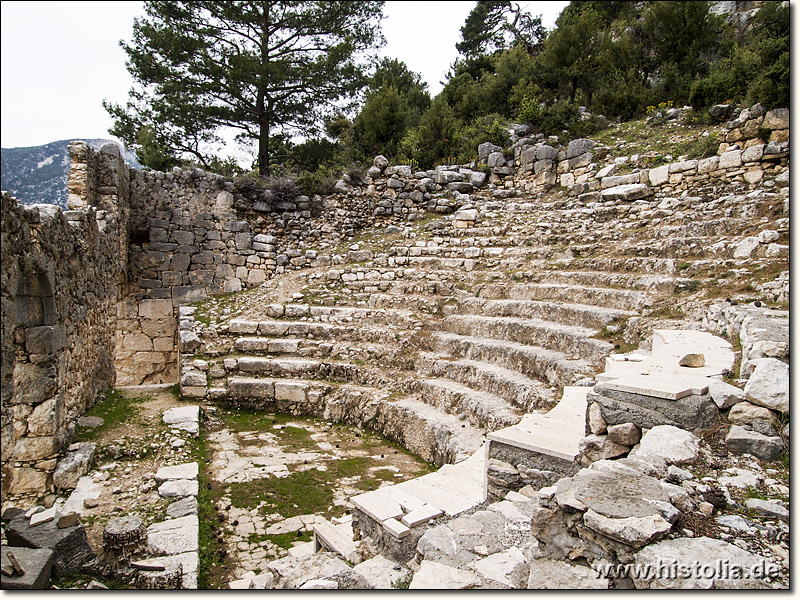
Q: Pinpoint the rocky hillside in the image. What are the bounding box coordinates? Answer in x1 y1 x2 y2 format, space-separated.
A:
0 139 140 208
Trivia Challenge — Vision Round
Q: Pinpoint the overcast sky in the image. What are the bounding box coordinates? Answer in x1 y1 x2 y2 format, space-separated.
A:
0 1 568 151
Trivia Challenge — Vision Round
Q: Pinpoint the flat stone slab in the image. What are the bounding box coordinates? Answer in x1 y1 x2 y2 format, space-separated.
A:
147 518 199 556
383 518 411 539
61 477 102 516
313 521 358 562
409 560 480 589
353 555 411 589
162 406 199 425
527 558 608 589
601 376 698 401
158 479 199 498
0 547 54 589
351 493 403 523
474 547 527 587
166 496 198 519
401 504 443 528
155 462 198 483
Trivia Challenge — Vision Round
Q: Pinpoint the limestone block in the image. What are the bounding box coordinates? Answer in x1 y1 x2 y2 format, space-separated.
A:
733 236 760 258
53 443 95 490
138 299 174 320
5 516 95 577
743 169 763 184
25 326 65 355
409 560 480 589
141 319 176 338
726 425 783 461
765 243 789 258
708 380 746 410
12 363 57 405
742 144 765 163
719 150 742 169
155 462 198 483
13 436 60 461
763 108 789 130
26 395 62 437
744 498 789 522
179 330 201 353
9 467 50 495
587 402 607 434
153 337 174 352
527 558 608 589
600 184 651 202
158 479 199 498
579 435 629 463
648 164 670 186
0 547 54 589
123 333 153 352
632 425 700 465
567 138 596 159
607 423 641 446
274 381 307 402
697 156 719 173
583 509 672 548
743 358 789 412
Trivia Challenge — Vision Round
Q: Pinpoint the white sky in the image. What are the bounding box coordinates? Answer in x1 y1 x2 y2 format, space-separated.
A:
0 1 568 151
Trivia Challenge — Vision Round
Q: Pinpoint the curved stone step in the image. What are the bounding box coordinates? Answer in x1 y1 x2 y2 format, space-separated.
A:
367 293 455 315
228 318 406 344
430 332 594 388
416 353 556 413
439 315 612 365
233 357 359 382
410 378 521 431
478 283 648 312
451 298 634 330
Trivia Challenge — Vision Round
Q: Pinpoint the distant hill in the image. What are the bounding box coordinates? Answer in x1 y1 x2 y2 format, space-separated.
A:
1 139 141 208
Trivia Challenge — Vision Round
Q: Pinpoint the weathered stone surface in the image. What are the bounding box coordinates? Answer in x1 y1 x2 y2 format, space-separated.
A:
147 516 199 556
600 184 651 202
583 509 673 548
158 479 199 498
527 558 608 589
409 560 480 589
728 401 774 425
166 496 199 519
0 547 54 589
744 498 789 522
155 462 198 483
5 516 95 577
607 423 641 446
708 379 746 410
579 434 629 463
743 358 789 413
267 553 365 590
726 425 783 461
632 537 776 589
679 353 705 368
633 425 700 465
53 442 95 490
352 555 410 589
162 406 199 425
589 388 718 432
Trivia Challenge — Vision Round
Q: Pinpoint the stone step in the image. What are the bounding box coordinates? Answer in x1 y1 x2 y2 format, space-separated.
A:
450 298 634 330
487 387 589 462
232 357 360 383
375 396 487 467
478 282 648 312
230 337 399 363
227 318 407 344
238 304 418 328
526 270 679 294
439 315 612 365
429 332 594 389
416 353 556 413
367 294 455 315
226 377 328 408
312 520 358 563
410 378 521 432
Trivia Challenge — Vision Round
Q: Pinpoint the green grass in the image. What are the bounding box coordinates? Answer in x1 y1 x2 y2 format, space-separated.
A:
74 389 147 442
249 530 313 550
229 468 336 516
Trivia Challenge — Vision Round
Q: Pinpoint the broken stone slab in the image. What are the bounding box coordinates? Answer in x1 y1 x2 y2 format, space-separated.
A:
708 379 746 410
409 560 480 589
600 183 651 202
30 505 58 527
53 442 95 491
267 553 366 590
401 504 443 528
744 498 789 522
57 513 81 529
579 435 629 464
527 558 608 589
166 496 198 519
0 547 54 589
588 387 718 432
299 579 339 589
155 462 198 483
584 510 673 548
147 517 199 556
352 555 410 589
725 425 783 461
158 479 199 498
5 514 95 577
631 536 777 589
630 425 700 465
743 358 789 413
473 547 528 588
162 406 200 425
61 476 102 516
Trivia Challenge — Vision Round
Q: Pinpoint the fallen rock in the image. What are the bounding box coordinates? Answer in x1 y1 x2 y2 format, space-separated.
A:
583 509 673 548
352 555 410 589
743 359 789 413
679 354 705 368
579 435 629 464
632 425 700 465
607 423 642 446
473 547 527 588
632 537 777 589
527 558 608 589
5 515 95 577
708 380 746 410
745 498 789 522
267 553 366 590
0 547 54 589
53 443 95 491
726 425 783 461
409 560 480 589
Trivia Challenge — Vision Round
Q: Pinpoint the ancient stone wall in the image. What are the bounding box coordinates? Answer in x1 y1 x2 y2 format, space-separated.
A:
1 141 129 497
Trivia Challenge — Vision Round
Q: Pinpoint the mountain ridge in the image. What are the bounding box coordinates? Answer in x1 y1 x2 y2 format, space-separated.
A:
1 138 141 208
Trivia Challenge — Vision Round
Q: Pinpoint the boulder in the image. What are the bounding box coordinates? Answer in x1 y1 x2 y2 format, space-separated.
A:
53 442 95 491
632 426 700 465
567 138 596 159
579 435 629 463
708 104 735 122
5 515 95 577
607 423 642 446
728 402 774 425
708 380 746 410
743 358 789 413
632 537 776 589
726 426 783 461
744 498 789 522
478 142 502 162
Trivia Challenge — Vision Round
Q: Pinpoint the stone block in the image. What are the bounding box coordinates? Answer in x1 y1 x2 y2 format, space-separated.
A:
155 462 198 483
5 516 95 577
274 381 307 402
719 150 742 169
743 358 789 413
53 443 95 491
0 547 54 589
762 108 788 130
25 326 65 355
138 299 174 320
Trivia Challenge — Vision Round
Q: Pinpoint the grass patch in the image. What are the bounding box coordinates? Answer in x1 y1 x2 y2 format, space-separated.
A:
255 530 313 550
229 468 335 517
74 389 147 442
